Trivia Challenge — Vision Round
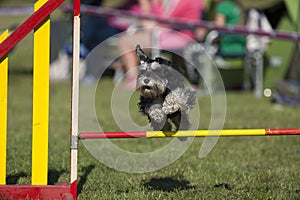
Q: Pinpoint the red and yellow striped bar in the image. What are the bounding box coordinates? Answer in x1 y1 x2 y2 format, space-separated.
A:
31 0 50 185
0 0 64 59
0 30 9 185
79 128 300 139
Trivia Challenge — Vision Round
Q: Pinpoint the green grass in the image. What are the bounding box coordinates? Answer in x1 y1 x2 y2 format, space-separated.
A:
5 73 300 199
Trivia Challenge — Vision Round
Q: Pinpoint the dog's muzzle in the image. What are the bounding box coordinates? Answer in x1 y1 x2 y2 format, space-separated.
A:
137 78 165 98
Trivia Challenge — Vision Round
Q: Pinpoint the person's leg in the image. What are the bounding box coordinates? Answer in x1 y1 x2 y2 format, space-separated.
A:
158 30 193 50
118 30 152 89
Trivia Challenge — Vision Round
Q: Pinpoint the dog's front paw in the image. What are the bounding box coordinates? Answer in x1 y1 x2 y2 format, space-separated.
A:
149 108 166 123
162 98 180 114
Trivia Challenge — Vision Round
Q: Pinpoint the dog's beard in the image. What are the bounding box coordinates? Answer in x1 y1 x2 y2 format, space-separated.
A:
137 82 166 98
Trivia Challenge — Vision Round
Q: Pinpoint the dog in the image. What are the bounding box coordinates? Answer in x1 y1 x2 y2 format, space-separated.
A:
136 45 196 131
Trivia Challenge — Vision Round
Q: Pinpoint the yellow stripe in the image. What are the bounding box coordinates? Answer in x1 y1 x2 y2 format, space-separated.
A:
32 0 49 185
146 129 266 137
0 30 9 184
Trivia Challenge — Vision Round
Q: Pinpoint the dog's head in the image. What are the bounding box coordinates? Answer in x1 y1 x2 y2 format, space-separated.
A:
136 45 172 98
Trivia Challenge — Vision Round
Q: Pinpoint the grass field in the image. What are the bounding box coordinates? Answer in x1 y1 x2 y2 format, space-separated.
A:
1 2 300 199
5 72 300 199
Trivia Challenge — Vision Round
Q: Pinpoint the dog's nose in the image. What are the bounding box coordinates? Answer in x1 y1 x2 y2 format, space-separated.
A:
143 79 150 84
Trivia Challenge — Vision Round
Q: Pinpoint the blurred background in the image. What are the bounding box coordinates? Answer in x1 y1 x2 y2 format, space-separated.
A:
1 0 299 102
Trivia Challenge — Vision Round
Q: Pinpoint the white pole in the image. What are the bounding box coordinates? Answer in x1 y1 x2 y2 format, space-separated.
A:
70 0 80 198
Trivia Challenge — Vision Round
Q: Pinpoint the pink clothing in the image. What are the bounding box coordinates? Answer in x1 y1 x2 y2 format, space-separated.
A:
109 2 163 31
157 0 205 49
166 0 205 26
113 0 205 37
118 0 206 51
150 0 205 37
158 29 194 49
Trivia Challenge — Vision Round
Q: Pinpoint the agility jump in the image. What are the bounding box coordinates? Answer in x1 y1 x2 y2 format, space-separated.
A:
0 0 300 199
80 129 300 139
0 0 77 199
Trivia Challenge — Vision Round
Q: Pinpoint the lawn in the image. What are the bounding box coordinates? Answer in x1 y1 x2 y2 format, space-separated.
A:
1 2 300 199
4 72 300 199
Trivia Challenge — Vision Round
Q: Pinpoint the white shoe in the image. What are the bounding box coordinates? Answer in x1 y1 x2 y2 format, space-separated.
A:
50 50 71 81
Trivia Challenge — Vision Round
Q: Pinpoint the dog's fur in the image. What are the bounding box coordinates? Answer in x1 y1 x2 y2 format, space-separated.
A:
136 45 196 131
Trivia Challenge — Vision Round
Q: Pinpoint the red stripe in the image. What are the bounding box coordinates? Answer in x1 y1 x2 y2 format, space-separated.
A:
70 180 77 200
0 185 71 199
0 0 64 59
79 132 147 139
73 0 81 16
265 128 300 135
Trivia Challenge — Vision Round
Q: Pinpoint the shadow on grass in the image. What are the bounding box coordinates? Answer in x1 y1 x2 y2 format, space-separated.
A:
77 165 96 195
6 172 28 184
8 68 33 75
213 183 233 190
6 166 95 190
48 169 68 185
6 170 68 185
144 177 195 192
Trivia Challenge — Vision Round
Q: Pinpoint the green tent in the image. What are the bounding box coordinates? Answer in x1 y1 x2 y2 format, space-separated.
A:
239 0 300 87
264 0 300 87
284 0 300 27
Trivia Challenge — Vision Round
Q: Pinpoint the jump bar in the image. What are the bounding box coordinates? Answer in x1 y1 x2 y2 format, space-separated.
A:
79 128 300 139
0 0 64 59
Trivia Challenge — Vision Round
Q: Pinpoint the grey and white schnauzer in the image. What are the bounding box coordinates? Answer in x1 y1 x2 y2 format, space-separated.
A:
136 45 196 131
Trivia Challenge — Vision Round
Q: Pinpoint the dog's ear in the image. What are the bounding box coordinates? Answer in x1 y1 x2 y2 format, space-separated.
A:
136 44 149 64
155 57 172 66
